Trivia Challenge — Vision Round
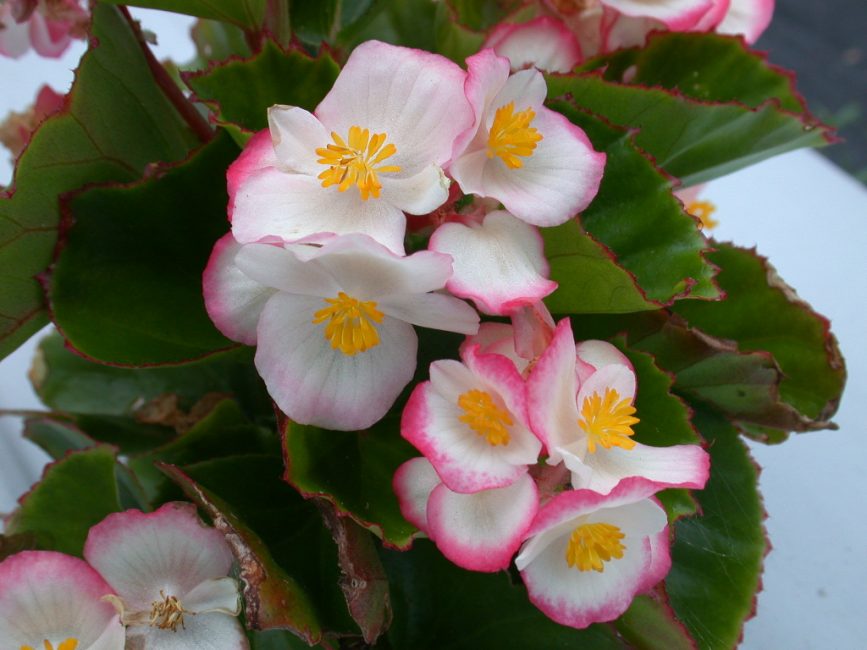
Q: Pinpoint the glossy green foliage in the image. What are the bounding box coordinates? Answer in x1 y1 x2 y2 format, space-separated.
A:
102 0 267 30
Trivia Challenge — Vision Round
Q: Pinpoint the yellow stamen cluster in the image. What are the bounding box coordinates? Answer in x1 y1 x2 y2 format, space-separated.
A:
313 291 384 356
578 388 639 454
686 200 719 230
565 522 626 572
316 126 401 200
457 389 513 446
487 102 543 169
20 639 78 650
150 590 185 632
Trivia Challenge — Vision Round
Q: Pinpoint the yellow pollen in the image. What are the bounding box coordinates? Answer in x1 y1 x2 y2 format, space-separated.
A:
20 640 78 650
312 291 384 356
487 102 543 169
150 590 185 632
578 388 639 454
565 522 626 572
686 200 719 230
315 126 401 200
457 389 513 446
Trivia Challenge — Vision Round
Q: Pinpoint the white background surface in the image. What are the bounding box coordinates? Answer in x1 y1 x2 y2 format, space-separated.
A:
0 10 865 649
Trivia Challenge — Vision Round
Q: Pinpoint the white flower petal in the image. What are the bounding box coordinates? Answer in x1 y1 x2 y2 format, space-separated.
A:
183 578 241 616
376 293 480 335
267 105 330 175
126 612 248 650
380 164 451 215
233 242 339 297
392 457 441 534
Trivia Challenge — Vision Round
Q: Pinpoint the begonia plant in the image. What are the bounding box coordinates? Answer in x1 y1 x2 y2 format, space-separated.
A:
0 0 846 648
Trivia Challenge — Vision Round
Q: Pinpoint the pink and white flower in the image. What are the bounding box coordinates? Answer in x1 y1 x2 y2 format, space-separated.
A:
0 550 125 650
0 0 87 59
449 49 605 227
228 40 473 255
428 209 557 315
483 16 583 73
527 318 710 494
401 343 542 493
203 232 479 431
515 478 671 629
84 502 246 650
393 457 538 572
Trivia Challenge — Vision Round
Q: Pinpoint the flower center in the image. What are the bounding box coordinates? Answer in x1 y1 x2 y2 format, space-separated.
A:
578 388 639 454
686 200 718 229
487 102 543 169
457 389 513 446
20 640 78 650
315 126 401 200
150 590 185 632
565 522 626 572
313 291 384 356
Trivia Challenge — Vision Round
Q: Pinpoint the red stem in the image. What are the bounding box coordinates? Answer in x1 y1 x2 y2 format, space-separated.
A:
119 6 213 143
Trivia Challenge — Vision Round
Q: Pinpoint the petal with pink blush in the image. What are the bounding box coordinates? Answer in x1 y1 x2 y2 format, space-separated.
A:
28 12 72 58
315 40 473 174
202 234 275 345
429 210 557 316
256 293 418 431
515 481 670 629
226 129 280 221
461 322 529 374
526 319 581 459
393 457 441 535
84 502 235 614
601 0 715 30
0 4 30 58
230 169 408 255
716 0 774 43
0 551 124 650
484 17 582 73
427 473 538 572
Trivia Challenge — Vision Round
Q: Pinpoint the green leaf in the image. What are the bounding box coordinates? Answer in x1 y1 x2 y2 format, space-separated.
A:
547 71 831 187
666 410 766 649
49 133 240 365
382 540 624 649
616 595 694 650
446 0 524 31
101 0 266 30
190 19 252 63
185 42 340 133
282 415 418 549
672 244 845 425
546 108 718 313
6 446 121 556
163 454 358 639
31 332 270 422
0 3 200 361
584 32 808 113
130 400 277 502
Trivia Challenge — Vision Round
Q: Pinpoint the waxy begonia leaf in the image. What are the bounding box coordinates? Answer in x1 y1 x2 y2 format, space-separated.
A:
584 32 807 113
23 418 151 510
163 455 357 640
185 41 339 133
666 410 766 649
162 457 322 645
130 400 276 503
282 416 418 549
672 244 845 426
191 19 252 64
447 0 525 30
32 331 270 422
0 3 200 362
616 595 695 650
5 446 121 556
382 540 623 648
50 133 240 366
250 630 310 649
543 108 718 312
101 0 266 30
547 72 832 187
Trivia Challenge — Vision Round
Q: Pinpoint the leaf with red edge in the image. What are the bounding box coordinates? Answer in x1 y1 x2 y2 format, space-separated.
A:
49 132 239 366
0 3 200 361
543 107 718 313
101 0 267 30
616 595 695 650
281 414 418 549
548 33 833 187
